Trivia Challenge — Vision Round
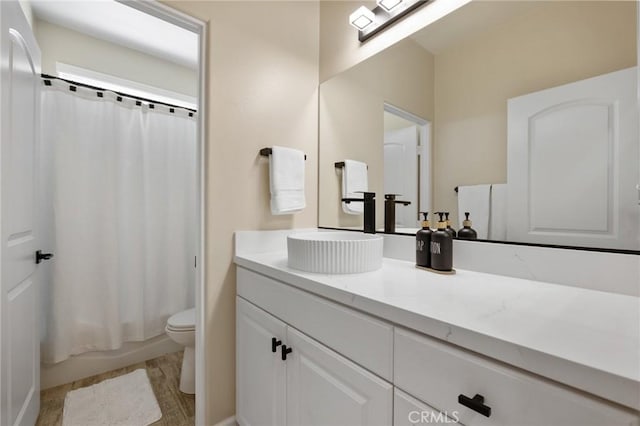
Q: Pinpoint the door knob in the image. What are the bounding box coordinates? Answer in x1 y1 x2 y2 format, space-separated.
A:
35 250 54 264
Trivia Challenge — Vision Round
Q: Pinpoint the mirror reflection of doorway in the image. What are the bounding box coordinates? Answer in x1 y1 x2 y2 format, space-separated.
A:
383 104 431 230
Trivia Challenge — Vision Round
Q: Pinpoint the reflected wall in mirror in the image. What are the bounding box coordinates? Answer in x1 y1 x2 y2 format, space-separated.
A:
319 0 639 251
320 38 434 231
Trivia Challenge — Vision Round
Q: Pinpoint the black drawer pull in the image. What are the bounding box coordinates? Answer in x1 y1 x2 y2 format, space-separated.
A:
271 337 282 353
35 250 54 264
458 393 491 417
281 345 293 361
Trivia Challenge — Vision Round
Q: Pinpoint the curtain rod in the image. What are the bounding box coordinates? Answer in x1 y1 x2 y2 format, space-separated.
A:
41 73 197 114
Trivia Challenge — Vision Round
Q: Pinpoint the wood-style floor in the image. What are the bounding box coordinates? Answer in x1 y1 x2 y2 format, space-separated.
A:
36 351 195 426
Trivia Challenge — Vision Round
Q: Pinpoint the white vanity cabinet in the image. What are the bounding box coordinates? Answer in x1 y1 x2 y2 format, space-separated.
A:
236 296 393 426
236 264 640 426
236 267 394 381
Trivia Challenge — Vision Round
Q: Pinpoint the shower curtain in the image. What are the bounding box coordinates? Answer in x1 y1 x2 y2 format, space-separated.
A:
40 80 197 364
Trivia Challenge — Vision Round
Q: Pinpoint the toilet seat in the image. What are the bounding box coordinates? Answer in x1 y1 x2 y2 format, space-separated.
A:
167 308 195 332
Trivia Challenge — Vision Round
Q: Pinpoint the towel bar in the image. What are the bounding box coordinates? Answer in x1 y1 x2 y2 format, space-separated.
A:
260 147 306 160
334 161 368 170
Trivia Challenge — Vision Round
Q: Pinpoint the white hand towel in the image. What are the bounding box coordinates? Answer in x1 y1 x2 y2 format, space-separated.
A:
269 146 305 215
457 184 491 239
489 184 507 241
341 159 368 215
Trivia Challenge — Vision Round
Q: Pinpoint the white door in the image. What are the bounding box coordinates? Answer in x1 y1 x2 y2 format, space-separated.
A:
286 327 392 426
384 126 419 228
236 297 286 426
507 67 639 250
0 2 42 425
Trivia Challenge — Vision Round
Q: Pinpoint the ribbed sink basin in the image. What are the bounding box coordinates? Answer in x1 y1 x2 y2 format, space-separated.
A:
287 232 383 274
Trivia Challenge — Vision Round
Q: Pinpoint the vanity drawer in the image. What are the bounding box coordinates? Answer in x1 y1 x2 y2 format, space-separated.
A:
237 267 393 381
394 328 639 426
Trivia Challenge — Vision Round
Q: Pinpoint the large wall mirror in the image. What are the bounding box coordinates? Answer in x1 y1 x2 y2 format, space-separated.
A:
319 0 639 252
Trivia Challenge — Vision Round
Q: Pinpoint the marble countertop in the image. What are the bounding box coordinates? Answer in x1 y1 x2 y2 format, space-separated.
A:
235 250 640 410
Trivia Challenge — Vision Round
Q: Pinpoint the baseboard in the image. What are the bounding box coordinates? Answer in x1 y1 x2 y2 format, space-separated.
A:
41 334 182 389
213 415 237 426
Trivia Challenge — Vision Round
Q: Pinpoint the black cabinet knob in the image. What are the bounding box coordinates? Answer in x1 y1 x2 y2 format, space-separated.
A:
35 250 54 264
281 345 293 361
271 337 282 353
458 393 491 417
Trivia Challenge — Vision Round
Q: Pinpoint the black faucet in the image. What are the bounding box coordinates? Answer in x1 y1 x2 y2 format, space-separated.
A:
342 192 376 234
384 194 411 234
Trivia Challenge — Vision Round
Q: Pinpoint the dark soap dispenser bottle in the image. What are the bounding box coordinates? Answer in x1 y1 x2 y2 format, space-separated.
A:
416 212 432 268
457 212 478 240
444 212 457 238
431 212 453 272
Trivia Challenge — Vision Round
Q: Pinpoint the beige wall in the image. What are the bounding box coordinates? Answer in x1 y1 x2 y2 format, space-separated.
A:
319 0 470 82
34 18 197 97
433 1 637 224
161 1 319 424
319 38 433 229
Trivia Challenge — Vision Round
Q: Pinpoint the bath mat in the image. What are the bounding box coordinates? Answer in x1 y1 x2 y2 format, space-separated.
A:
62 369 162 426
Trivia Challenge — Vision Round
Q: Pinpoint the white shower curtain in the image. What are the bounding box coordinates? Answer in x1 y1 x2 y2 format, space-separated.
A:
40 80 197 364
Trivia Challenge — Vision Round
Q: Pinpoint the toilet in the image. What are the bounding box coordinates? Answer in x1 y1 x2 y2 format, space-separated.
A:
166 308 196 394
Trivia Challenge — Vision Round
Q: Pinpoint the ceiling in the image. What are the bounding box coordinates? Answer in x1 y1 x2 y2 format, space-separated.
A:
31 0 198 69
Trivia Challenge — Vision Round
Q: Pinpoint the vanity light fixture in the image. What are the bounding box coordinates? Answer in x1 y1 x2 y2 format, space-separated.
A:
349 6 375 30
377 0 404 12
351 0 431 43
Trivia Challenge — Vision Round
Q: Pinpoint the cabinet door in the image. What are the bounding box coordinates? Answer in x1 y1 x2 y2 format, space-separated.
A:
394 389 462 426
286 327 392 426
237 297 287 426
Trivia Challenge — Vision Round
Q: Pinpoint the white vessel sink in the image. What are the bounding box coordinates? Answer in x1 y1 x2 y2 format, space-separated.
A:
287 232 383 274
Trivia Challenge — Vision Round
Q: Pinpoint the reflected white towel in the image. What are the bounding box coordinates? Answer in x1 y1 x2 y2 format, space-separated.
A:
269 146 305 215
457 184 491 239
489 184 507 240
341 159 368 215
